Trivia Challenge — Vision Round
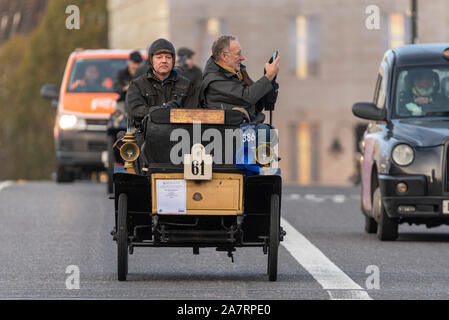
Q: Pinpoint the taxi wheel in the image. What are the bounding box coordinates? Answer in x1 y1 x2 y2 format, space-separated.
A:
365 215 378 234
268 194 280 281
107 136 114 194
373 187 398 241
362 187 377 233
117 193 129 281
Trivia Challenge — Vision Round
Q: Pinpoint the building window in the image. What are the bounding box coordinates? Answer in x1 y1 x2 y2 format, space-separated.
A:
294 121 320 184
289 15 320 79
1 15 8 35
197 17 226 67
10 12 21 35
383 13 412 50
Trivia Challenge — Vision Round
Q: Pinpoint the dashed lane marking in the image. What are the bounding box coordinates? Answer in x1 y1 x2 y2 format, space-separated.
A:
281 218 372 300
284 193 359 203
0 181 13 192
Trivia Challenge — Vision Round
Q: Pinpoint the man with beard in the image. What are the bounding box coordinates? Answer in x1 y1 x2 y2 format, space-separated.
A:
199 35 279 123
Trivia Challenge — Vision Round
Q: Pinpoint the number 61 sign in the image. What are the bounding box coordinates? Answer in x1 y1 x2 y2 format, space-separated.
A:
184 144 213 180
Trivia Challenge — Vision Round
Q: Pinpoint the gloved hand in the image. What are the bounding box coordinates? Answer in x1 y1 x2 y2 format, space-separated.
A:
406 102 423 116
164 100 180 108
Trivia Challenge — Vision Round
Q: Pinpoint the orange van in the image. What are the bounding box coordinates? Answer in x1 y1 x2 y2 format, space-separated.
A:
41 49 147 182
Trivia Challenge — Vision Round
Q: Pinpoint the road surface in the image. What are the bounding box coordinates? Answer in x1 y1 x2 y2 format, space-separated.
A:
0 181 449 299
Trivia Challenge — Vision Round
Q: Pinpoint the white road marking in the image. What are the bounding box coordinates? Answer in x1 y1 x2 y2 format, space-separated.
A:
281 218 372 300
304 194 325 202
332 195 346 203
0 181 13 192
284 193 359 203
289 194 300 200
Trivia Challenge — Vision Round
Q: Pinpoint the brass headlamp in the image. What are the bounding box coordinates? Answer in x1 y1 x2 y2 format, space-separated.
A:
255 142 275 166
114 131 140 174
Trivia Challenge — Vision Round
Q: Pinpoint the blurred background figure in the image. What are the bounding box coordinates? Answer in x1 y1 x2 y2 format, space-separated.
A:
134 58 149 78
113 50 143 112
176 47 202 91
70 64 110 92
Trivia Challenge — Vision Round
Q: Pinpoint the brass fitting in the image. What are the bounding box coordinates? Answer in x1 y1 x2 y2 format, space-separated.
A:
118 131 140 174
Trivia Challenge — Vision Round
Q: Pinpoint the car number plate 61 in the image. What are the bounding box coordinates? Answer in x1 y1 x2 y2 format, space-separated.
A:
184 144 212 180
442 200 449 214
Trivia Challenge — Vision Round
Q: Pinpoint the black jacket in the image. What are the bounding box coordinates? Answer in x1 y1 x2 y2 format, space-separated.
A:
126 69 197 127
177 64 203 90
199 56 274 121
114 68 133 102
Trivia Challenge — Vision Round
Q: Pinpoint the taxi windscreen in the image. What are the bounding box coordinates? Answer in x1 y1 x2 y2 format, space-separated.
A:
395 66 449 118
67 58 127 93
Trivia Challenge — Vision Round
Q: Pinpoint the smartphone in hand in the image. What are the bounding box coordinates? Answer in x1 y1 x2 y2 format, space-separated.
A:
264 50 279 80
270 50 278 63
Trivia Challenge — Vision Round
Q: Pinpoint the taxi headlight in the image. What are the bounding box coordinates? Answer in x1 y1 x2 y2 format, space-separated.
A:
392 144 414 166
255 142 275 166
119 142 140 162
58 115 86 130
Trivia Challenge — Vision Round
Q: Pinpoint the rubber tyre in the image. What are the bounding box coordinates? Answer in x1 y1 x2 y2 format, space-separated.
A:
268 194 280 281
373 187 398 241
107 136 114 194
117 193 129 281
56 165 74 183
365 215 378 234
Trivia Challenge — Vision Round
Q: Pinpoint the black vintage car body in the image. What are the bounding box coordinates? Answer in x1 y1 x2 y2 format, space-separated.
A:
353 43 449 241
111 107 284 281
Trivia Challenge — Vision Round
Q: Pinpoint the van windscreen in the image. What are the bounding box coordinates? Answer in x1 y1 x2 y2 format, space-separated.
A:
67 58 127 93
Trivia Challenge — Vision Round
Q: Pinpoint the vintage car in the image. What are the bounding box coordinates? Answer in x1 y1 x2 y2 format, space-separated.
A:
353 43 449 241
110 108 285 281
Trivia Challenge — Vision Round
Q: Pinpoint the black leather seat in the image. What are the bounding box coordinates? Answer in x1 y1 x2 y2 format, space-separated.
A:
142 108 247 166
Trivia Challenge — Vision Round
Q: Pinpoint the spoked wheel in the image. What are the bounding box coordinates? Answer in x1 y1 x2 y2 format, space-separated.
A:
267 193 280 281
117 193 129 281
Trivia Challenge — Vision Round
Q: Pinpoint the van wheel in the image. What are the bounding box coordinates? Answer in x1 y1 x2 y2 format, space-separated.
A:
117 193 129 281
373 187 398 241
267 194 280 282
56 165 74 183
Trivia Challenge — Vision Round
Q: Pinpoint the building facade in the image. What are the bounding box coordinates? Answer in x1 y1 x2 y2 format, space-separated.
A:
108 0 449 185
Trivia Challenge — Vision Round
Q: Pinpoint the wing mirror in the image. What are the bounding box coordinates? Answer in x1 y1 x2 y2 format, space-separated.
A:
352 102 386 121
40 84 59 108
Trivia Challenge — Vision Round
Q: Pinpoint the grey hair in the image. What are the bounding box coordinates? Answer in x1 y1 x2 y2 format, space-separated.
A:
212 35 237 61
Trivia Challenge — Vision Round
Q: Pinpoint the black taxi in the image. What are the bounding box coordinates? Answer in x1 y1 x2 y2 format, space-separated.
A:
353 43 449 241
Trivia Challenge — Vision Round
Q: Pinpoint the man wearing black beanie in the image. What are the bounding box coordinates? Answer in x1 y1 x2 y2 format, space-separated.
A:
126 38 198 130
